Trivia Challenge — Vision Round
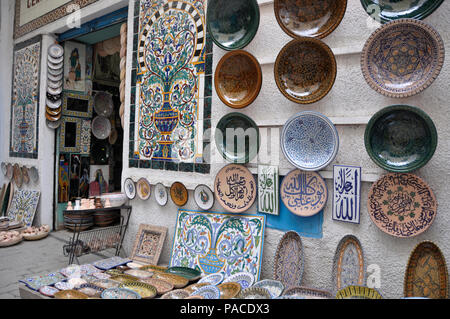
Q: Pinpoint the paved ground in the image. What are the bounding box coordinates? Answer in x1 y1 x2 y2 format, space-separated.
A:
0 231 120 299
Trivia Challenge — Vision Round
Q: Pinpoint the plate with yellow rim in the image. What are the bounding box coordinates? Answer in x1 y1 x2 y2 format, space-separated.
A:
119 281 157 299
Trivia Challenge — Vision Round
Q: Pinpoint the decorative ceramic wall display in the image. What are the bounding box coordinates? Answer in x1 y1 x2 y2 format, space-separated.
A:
273 231 304 289
214 164 257 213
94 92 114 118
336 285 383 299
364 105 437 173
134 0 210 168
361 19 444 98
215 113 260 164
253 280 285 299
170 209 265 280
130 224 168 266
223 272 256 290
91 116 111 140
281 111 339 171
198 273 225 286
124 178 136 200
282 286 333 299
332 235 365 293
274 0 347 39
7 190 40 227
170 182 189 207
60 116 81 153
136 178 151 201
361 0 444 24
190 285 221 299
215 50 262 109
275 38 336 104
64 41 86 93
194 184 214 211
280 169 328 217
404 241 448 299
10 36 41 159
154 183 168 206
101 287 141 299
369 173 437 238
207 0 260 50
119 23 127 128
20 272 66 291
332 165 361 224
62 93 94 118
258 165 279 216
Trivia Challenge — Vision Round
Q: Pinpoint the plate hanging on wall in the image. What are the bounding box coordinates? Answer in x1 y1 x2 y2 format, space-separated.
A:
48 43 64 59
1 163 6 176
94 92 114 118
194 184 214 211
273 231 304 289
92 116 112 140
48 72 64 82
6 164 13 180
47 86 63 96
136 178 151 201
46 98 62 109
48 55 64 65
154 183 168 206
29 167 39 183
47 80 63 89
170 182 188 207
124 178 136 200
13 164 23 188
47 65 64 75
46 118 62 129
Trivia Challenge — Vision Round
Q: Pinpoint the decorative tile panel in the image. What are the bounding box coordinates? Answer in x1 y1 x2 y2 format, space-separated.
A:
7 189 41 227
332 165 361 224
258 165 279 215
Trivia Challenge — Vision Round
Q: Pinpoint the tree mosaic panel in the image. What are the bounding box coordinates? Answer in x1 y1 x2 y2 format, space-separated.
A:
129 0 212 174
9 36 42 159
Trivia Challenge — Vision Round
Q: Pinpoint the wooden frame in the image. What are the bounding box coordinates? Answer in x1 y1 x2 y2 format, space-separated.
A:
130 224 168 266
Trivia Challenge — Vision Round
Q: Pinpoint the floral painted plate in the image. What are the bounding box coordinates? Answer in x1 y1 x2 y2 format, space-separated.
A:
110 274 140 284
136 178 151 201
283 286 333 299
166 267 202 282
160 289 190 299
152 272 189 289
124 178 136 200
194 184 214 211
20 272 67 291
170 182 188 207
207 0 260 51
55 281 74 291
92 256 132 271
368 173 437 238
54 289 89 299
217 282 241 299
281 111 339 171
336 285 383 299
274 0 347 39
253 279 285 298
198 273 225 286
280 169 328 217
190 285 221 299
101 287 141 299
273 231 304 289
361 19 444 98
139 278 174 295
39 285 60 298
223 272 255 290
154 183 168 206
139 264 168 273
237 287 271 299
119 282 157 299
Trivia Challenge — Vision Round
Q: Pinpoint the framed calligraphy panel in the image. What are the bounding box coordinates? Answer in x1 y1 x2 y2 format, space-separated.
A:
258 165 279 215
332 165 361 224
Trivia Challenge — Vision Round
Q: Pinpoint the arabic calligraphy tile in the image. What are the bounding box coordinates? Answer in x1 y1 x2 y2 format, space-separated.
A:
280 169 328 217
258 165 279 216
332 165 361 224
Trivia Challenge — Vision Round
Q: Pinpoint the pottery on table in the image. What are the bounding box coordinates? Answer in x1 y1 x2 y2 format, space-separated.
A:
237 287 271 299
189 285 221 299
217 282 241 299
253 279 285 298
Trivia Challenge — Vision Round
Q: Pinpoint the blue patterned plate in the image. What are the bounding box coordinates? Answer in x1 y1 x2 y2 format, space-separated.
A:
20 272 66 291
101 287 141 299
223 272 255 290
190 285 221 299
253 279 285 298
281 111 339 171
198 273 225 286
93 256 132 271
39 285 60 298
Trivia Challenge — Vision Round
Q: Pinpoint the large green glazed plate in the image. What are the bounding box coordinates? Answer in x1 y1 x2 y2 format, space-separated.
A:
166 267 202 281
361 0 444 24
364 105 437 173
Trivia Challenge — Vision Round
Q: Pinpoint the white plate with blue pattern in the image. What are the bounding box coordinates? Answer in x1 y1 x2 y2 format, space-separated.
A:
222 272 255 290
190 285 221 299
198 273 224 286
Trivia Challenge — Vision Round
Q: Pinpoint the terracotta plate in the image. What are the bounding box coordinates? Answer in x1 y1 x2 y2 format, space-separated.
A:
273 231 304 289
214 164 257 213
336 285 383 299
404 241 448 299
361 19 445 98
136 178 151 201
275 38 336 104
170 182 188 207
368 173 437 238
274 0 347 39
13 164 23 188
215 50 262 109
280 169 328 217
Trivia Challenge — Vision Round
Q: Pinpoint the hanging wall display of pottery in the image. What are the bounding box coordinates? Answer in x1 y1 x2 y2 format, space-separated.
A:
332 165 361 224
273 231 304 289
258 165 279 216
119 23 127 128
361 19 445 98
214 164 257 214
46 43 64 129
368 173 437 238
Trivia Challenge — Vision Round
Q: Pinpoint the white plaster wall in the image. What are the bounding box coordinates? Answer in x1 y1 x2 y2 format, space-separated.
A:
121 0 450 299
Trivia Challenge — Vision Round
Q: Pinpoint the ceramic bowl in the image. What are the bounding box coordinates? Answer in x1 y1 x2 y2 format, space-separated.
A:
92 116 112 140
361 0 444 24
361 19 445 98
215 50 262 109
94 92 114 117
215 112 260 164
99 192 128 208
207 0 260 50
274 0 347 39
365 105 437 173
275 38 336 104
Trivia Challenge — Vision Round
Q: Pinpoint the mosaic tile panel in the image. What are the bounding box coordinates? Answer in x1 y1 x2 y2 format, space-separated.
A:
9 36 42 159
7 190 41 227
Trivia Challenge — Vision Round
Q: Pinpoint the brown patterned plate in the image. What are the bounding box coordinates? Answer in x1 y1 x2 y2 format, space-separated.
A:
109 274 140 284
273 231 304 289
404 241 448 299
361 19 445 98
170 182 188 207
136 178 151 201
283 286 333 299
215 164 257 213
184 282 210 295
139 278 174 295
22 167 30 185
274 0 347 39
124 269 153 280
217 282 241 299
275 38 336 104
368 173 437 238
54 290 89 299
152 272 189 289
160 289 190 299
13 164 23 188
140 264 168 273
215 50 262 109
332 235 364 292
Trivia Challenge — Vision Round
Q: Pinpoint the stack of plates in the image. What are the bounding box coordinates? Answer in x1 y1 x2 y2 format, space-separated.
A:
46 43 64 129
119 23 127 128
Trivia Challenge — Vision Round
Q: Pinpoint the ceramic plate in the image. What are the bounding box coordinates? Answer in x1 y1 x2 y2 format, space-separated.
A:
46 98 62 109
215 50 262 109
275 38 336 104
92 256 132 271
281 111 339 171
124 269 153 280
361 19 444 98
1 163 6 176
198 273 225 286
48 72 64 82
361 0 444 24
55 281 74 291
274 0 347 38
48 79 63 89
47 86 63 95
207 0 260 51
94 92 114 117
92 116 112 140
136 178 151 201
48 55 64 65
253 279 285 298
39 285 59 298
160 289 189 299
48 43 64 58
166 267 202 282
46 105 62 116
119 282 157 299
273 231 304 289
140 264 168 273
194 184 214 211
336 285 383 299
13 164 23 188
190 285 221 299
54 290 89 299
90 279 120 290
184 283 210 294
280 169 328 217
124 178 136 200
110 274 140 284
139 278 174 295
21 167 30 185
47 64 63 74
45 112 62 122
238 287 271 299
283 286 333 299
214 164 257 213
154 183 168 206
6 164 13 180
170 182 188 207
223 272 255 290
77 284 105 298
215 113 260 164
364 105 437 173
153 272 189 289
93 272 111 280
217 282 241 299
46 118 62 129
368 173 437 238
404 241 448 299
101 287 141 299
